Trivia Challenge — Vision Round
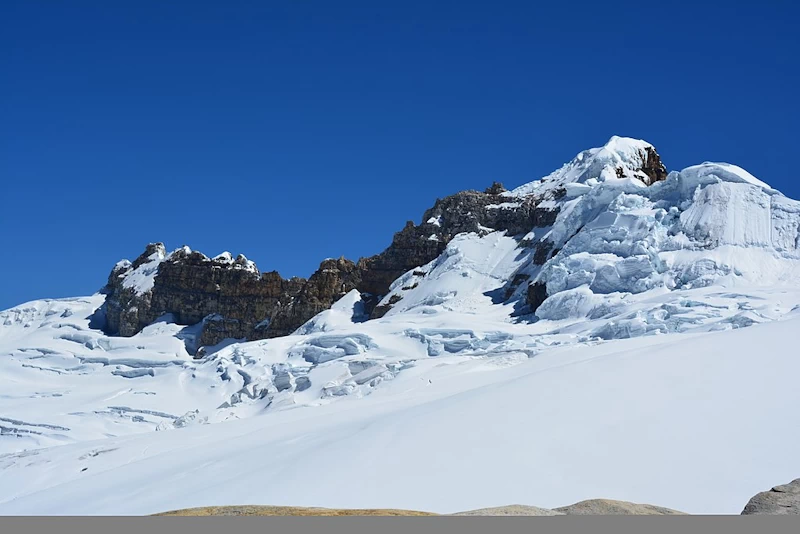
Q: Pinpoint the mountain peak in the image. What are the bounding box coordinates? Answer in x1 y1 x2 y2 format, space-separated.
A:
602 134 654 152
510 136 667 197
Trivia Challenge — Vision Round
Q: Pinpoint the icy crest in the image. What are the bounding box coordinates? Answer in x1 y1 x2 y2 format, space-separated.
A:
509 136 661 197
212 251 259 273
515 147 799 322
379 137 798 327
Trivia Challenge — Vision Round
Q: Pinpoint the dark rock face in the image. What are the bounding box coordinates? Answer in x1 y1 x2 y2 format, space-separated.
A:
421 189 547 238
504 273 531 300
150 249 310 346
104 248 355 348
358 187 558 304
263 258 362 338
104 243 166 337
741 478 800 515
484 181 508 195
370 294 403 320
615 147 666 185
639 147 668 185
151 249 293 328
356 221 447 300
527 282 548 313
533 239 555 266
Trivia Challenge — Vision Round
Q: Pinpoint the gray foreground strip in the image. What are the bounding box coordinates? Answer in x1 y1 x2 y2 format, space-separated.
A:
2 516 800 534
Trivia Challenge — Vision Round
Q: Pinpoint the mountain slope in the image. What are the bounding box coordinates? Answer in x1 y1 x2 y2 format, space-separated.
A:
1 136 799 515
2 312 800 515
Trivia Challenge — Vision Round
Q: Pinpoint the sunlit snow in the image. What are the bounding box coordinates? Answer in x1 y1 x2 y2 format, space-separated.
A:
1 136 799 515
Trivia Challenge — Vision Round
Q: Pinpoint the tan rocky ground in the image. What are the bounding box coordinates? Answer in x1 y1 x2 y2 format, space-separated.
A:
452 505 563 516
554 499 685 515
155 505 436 516
155 499 685 516
154 475 800 516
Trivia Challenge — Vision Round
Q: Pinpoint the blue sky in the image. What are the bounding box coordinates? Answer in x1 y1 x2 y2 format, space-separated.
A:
2 1 798 309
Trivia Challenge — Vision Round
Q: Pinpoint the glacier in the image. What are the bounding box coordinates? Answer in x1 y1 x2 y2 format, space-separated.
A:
1 136 799 515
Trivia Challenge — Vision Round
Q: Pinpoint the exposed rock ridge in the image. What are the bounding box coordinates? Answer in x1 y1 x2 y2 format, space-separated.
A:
103 138 670 349
105 248 357 348
357 182 560 304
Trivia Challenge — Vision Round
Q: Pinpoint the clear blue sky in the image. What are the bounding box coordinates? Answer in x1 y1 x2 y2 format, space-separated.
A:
2 1 798 309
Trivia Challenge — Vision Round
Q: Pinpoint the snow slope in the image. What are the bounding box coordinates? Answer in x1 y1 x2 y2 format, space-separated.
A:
1 136 799 515
1 312 800 515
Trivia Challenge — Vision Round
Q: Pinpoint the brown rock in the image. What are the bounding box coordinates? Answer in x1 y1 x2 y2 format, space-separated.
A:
640 146 668 185
264 257 362 338
484 181 508 195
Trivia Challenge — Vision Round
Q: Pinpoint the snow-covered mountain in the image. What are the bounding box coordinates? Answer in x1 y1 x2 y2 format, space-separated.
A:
2 136 799 515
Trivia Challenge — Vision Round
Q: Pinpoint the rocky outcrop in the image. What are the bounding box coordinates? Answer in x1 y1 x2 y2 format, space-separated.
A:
741 478 800 515
358 183 559 314
356 220 447 300
639 146 668 185
554 499 685 515
150 247 303 345
104 247 354 348
103 243 167 337
262 257 362 338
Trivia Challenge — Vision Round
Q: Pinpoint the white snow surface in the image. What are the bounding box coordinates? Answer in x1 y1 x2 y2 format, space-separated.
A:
2 136 800 515
508 136 660 197
119 248 167 295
